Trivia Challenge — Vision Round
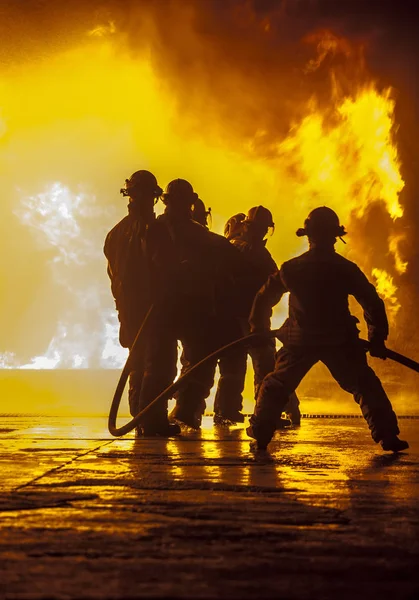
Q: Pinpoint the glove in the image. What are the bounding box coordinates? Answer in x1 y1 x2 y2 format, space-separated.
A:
369 339 387 360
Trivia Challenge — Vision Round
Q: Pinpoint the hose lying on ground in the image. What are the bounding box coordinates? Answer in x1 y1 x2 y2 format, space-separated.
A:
108 312 419 437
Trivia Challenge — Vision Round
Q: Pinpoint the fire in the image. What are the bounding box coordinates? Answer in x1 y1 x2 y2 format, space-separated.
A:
0 28 407 376
389 233 408 275
372 268 401 321
277 87 404 224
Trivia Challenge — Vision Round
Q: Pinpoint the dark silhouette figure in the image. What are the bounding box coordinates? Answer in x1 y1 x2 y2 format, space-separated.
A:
224 212 246 241
246 207 409 452
139 179 247 431
214 206 300 426
191 196 212 228
104 170 164 423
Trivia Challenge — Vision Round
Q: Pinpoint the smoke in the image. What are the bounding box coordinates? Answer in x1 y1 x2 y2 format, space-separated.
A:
0 0 417 372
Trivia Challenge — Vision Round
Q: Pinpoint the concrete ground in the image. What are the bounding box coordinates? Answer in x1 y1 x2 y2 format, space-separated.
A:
0 415 418 599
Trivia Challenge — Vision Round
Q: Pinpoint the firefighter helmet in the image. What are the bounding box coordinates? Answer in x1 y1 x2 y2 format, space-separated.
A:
120 170 163 198
224 213 246 240
296 206 347 239
162 178 197 206
246 206 274 229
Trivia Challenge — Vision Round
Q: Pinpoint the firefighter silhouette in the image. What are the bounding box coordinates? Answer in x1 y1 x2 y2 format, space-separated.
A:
213 206 301 426
247 207 408 452
104 170 167 427
139 179 247 431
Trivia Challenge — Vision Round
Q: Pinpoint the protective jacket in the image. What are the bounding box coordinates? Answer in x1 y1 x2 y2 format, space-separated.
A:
250 248 389 346
147 212 248 318
231 237 277 316
104 202 154 348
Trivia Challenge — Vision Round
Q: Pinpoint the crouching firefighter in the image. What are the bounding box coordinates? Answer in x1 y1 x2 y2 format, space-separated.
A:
104 170 170 431
213 207 301 426
247 206 409 452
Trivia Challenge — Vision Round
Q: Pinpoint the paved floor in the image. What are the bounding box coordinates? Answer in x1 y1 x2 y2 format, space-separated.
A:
0 415 418 599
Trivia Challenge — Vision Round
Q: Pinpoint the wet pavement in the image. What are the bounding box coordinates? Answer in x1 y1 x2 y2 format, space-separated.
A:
1 415 418 599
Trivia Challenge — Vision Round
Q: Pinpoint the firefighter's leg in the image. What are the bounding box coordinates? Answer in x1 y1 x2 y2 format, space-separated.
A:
128 343 146 418
171 339 218 429
249 338 276 399
172 316 239 428
128 369 144 418
137 326 178 432
248 347 316 448
322 343 400 443
213 347 248 423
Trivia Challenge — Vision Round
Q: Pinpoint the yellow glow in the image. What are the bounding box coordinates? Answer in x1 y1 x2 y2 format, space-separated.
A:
0 31 407 413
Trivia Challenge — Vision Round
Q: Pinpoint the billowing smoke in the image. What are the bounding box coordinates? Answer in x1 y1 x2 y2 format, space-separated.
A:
0 0 417 378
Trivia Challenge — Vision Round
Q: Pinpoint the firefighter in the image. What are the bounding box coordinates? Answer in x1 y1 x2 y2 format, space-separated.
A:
192 196 212 228
171 206 252 428
139 179 246 431
177 195 211 415
214 206 301 426
224 213 246 241
247 206 409 452
104 170 180 437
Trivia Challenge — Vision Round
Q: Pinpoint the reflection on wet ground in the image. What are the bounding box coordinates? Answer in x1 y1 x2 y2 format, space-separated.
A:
0 415 418 599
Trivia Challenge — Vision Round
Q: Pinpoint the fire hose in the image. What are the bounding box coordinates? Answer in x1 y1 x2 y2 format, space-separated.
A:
108 308 419 437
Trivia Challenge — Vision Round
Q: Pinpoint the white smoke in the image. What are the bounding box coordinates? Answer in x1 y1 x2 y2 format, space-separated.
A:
0 182 126 369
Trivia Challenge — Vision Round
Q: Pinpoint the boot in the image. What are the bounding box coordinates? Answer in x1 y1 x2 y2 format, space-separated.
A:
380 436 409 452
137 423 181 437
246 424 273 450
169 407 201 430
214 411 245 426
286 408 301 426
275 417 292 430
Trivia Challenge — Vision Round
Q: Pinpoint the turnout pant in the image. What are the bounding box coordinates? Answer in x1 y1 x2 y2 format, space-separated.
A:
214 333 300 419
213 337 276 418
174 318 244 423
250 341 399 443
137 317 178 430
120 316 149 418
139 308 226 429
128 357 145 418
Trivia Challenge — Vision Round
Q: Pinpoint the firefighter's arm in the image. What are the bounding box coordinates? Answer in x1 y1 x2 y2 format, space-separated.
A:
103 235 123 316
350 266 389 358
249 269 287 333
104 232 114 280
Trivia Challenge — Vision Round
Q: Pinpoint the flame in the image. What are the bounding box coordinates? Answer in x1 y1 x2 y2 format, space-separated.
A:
389 233 408 275
372 268 401 321
0 29 407 374
304 30 352 74
277 86 404 224
88 21 116 37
